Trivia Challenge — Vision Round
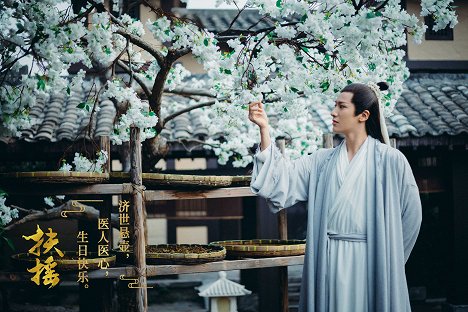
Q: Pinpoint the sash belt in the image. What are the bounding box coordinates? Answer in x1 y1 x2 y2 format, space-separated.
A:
327 232 367 242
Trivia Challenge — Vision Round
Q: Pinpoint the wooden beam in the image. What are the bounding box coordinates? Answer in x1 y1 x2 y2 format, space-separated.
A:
0 256 305 282
144 187 256 201
1 184 134 195
92 255 305 278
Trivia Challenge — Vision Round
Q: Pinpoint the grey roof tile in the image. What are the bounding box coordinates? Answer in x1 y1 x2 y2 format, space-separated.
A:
3 74 467 144
174 9 275 34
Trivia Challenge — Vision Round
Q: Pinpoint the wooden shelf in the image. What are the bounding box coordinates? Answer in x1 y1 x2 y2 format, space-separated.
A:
144 186 255 201
89 255 304 278
0 256 304 282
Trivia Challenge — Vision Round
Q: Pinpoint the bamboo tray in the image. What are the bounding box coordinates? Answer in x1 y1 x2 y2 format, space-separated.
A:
110 172 251 188
114 244 226 265
210 239 306 258
0 171 109 184
11 251 116 271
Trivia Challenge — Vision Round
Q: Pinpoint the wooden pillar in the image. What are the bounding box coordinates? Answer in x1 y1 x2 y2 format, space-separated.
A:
99 136 111 174
276 138 288 312
130 127 147 312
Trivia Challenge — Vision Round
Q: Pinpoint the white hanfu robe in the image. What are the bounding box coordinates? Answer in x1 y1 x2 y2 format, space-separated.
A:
251 136 422 312
326 137 369 312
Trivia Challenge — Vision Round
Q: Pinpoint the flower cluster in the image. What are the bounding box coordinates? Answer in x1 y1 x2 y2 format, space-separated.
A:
44 195 65 208
59 150 108 173
0 195 19 226
103 80 159 144
421 0 458 31
0 0 458 167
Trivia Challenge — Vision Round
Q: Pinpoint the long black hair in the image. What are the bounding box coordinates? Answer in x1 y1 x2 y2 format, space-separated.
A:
340 82 389 144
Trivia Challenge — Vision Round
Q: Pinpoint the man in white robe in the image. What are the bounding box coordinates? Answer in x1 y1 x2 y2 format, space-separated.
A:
251 136 422 312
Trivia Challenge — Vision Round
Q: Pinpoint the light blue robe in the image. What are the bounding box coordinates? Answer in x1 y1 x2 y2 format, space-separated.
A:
251 136 422 312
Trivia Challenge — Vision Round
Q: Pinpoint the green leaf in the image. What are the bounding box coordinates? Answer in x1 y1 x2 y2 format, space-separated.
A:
204 38 209 46
366 12 376 19
386 76 394 84
375 12 383 17
104 47 111 55
368 63 376 71
37 76 46 91
66 86 71 95
340 58 346 64
224 69 232 74
283 106 289 112
347 79 353 85
320 80 330 92
164 29 170 36
149 111 155 116
85 104 90 112
77 102 86 109
3 237 15 251
290 87 299 93
301 46 309 53
67 47 74 54
0 188 7 197
276 0 282 8
300 14 307 22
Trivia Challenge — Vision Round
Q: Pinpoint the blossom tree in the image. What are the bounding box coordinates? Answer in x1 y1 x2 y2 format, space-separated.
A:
0 0 458 169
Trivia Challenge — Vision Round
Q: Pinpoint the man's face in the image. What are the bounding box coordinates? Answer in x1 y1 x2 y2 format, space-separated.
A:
330 92 361 134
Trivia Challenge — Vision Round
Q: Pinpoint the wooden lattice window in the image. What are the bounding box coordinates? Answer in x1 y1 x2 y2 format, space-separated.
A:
176 199 208 217
424 16 454 40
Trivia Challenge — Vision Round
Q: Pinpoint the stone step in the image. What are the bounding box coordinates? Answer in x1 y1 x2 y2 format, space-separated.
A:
289 293 300 303
289 304 299 312
288 283 301 293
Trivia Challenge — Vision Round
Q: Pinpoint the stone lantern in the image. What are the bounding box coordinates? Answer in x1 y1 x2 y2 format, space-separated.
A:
198 271 252 312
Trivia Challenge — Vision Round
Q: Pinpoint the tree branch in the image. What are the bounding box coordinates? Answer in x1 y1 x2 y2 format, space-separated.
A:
150 64 171 133
5 202 119 231
375 0 389 12
113 28 165 67
163 87 215 98
162 99 217 126
117 59 152 100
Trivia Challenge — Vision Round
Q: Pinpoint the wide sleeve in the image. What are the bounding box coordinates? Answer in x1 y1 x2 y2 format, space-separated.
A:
399 159 423 263
250 143 318 212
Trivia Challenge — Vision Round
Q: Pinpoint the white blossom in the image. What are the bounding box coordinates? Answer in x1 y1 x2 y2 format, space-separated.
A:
44 197 55 208
0 0 458 167
0 195 19 226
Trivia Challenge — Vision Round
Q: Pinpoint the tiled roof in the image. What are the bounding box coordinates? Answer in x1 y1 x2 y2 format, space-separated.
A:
1 74 467 144
173 8 274 34
19 82 116 142
198 271 251 297
309 73 468 138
